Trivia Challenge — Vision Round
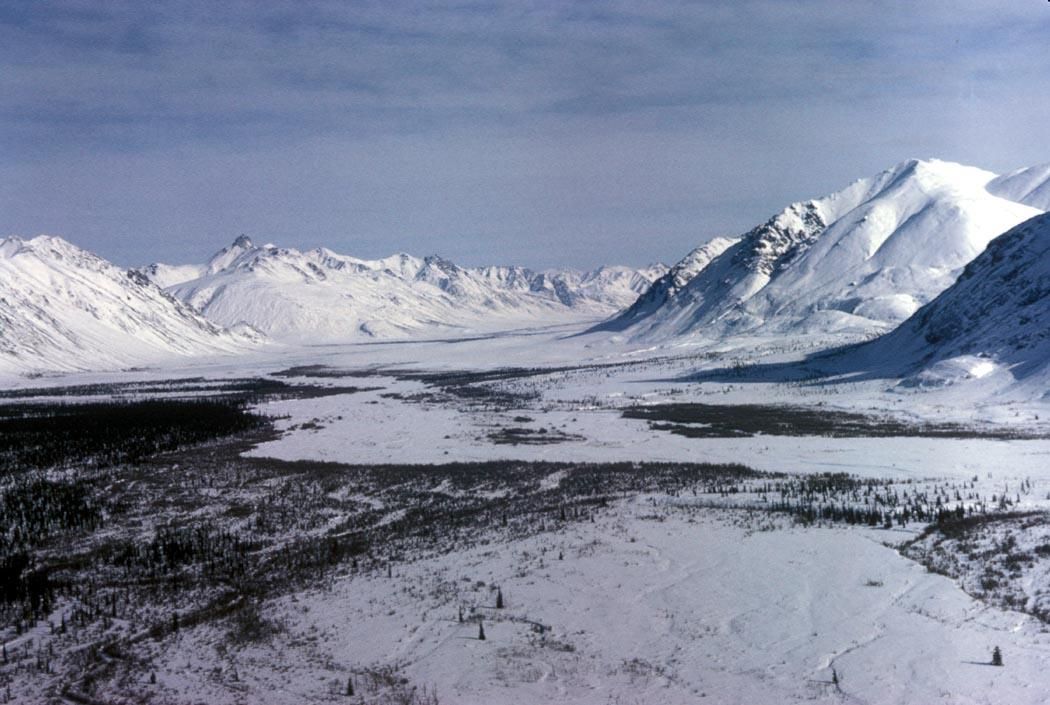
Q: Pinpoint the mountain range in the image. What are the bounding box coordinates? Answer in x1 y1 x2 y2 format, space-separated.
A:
0 235 256 374
140 238 666 342
597 159 1044 342
1 157 1047 396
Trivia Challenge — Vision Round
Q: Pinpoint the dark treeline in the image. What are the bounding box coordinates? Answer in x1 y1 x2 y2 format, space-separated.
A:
0 377 282 400
623 402 1041 439
0 397 265 626
99 523 257 584
723 472 1008 529
0 399 263 474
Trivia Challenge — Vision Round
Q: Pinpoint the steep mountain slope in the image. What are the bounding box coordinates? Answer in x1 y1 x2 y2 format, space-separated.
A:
0 236 256 374
604 159 1042 342
987 163 1050 210
843 212 1050 391
146 239 665 342
595 237 738 331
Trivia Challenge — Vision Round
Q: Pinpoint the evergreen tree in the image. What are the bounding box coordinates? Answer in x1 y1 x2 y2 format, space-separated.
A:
992 646 1003 666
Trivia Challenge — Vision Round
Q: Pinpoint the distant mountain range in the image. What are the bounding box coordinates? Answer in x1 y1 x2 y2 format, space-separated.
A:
140 237 666 342
0 233 664 372
2 157 1047 395
596 159 1045 342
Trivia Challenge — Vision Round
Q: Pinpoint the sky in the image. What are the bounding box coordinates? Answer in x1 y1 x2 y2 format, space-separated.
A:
1 1 1049 270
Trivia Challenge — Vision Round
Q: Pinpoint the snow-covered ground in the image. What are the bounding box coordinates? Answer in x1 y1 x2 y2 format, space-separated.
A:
2 323 1049 705
135 503 1050 705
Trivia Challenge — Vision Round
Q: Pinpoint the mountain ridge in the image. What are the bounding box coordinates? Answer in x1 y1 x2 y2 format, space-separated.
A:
142 239 667 343
599 158 1044 343
0 235 258 374
840 211 1050 393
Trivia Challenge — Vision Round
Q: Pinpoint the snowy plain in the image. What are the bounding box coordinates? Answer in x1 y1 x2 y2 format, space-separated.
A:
146 504 1050 705
3 319 1050 705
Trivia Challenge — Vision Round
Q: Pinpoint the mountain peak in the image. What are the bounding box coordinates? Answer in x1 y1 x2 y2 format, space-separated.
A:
599 158 1042 342
884 157 962 174
206 235 262 274
232 234 254 249
2 235 100 265
873 158 999 196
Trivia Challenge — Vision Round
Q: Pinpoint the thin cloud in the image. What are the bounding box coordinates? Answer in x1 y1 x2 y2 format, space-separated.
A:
1 1 1048 268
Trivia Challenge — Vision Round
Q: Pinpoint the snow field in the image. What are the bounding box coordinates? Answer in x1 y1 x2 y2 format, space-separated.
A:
145 501 1050 705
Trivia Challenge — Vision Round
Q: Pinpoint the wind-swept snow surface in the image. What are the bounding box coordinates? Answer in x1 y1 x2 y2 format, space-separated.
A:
603 159 1042 343
0 235 257 374
987 163 1050 210
143 504 1050 705
145 238 666 342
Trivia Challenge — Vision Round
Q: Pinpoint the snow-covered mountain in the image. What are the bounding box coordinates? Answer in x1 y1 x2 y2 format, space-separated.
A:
841 212 1050 393
0 235 257 374
597 237 739 332
143 238 666 342
987 163 1050 210
599 159 1043 342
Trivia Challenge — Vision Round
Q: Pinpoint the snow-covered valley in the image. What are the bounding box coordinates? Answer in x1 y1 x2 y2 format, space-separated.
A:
9 0 1050 700
2 323 1049 705
3 157 1050 705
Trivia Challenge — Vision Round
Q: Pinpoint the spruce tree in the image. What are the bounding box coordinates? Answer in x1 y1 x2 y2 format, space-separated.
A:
992 646 1003 666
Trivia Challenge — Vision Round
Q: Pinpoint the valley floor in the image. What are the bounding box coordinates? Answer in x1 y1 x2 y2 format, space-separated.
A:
147 503 1050 705
2 323 1049 704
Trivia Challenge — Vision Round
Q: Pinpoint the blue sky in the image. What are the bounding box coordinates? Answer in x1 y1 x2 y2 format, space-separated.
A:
2 1 1048 268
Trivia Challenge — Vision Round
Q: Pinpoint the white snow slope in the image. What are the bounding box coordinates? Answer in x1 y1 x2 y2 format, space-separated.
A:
0 235 257 374
143 237 666 342
596 236 739 331
602 159 1043 342
840 211 1050 395
987 162 1050 210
